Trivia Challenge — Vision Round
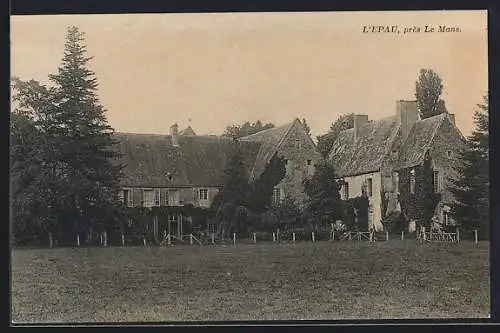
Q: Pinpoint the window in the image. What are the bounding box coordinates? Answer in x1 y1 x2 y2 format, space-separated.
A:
366 178 373 197
446 150 453 158
122 189 130 206
168 214 178 222
307 160 312 165
342 182 349 200
272 187 281 206
142 189 155 207
410 169 416 194
433 171 440 193
168 189 179 206
199 188 208 201
296 139 301 149
155 189 161 206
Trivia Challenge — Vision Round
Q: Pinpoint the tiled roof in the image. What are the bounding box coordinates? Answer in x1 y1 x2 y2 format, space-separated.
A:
115 133 261 187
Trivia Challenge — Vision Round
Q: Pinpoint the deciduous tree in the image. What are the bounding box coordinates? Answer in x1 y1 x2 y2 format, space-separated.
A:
415 69 447 119
316 113 354 158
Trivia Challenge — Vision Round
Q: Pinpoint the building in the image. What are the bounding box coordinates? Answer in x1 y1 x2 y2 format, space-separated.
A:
115 118 322 238
328 100 466 231
239 118 323 207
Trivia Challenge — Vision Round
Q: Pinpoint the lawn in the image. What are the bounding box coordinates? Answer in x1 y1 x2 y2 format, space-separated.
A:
11 240 490 323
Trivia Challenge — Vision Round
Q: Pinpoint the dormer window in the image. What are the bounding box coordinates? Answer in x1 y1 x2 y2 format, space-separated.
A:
445 150 453 158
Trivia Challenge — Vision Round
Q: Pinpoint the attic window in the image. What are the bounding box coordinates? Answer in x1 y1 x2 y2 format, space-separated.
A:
446 150 453 158
166 172 173 181
307 160 312 165
296 139 301 149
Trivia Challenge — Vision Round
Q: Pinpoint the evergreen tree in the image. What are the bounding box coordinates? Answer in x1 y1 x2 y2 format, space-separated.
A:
303 161 344 228
11 26 122 245
222 120 275 139
247 153 286 213
211 140 253 238
450 96 489 238
47 26 123 242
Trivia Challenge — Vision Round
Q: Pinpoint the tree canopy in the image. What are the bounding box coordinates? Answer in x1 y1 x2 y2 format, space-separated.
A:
415 69 447 119
222 120 274 139
316 113 354 159
450 96 489 238
303 161 344 228
10 26 122 245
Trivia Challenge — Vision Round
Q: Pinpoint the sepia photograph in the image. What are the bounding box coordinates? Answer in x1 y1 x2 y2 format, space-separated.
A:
10 10 489 323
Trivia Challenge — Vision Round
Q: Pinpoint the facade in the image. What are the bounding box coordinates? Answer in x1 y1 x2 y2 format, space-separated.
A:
239 118 323 207
115 119 322 237
328 100 466 232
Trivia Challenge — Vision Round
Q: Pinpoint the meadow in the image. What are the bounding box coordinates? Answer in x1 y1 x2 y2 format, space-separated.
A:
11 240 490 323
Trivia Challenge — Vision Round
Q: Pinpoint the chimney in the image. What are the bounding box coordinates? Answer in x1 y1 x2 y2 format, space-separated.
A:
396 100 419 142
448 113 456 125
353 115 369 142
170 123 179 147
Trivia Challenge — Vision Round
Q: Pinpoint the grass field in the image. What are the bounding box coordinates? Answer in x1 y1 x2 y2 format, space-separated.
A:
11 240 490 323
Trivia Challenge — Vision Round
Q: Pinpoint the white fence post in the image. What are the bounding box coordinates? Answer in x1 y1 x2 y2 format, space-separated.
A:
422 227 426 241
474 229 478 246
369 231 373 242
143 237 146 247
49 232 53 248
77 234 80 247
253 232 257 244
100 233 103 246
233 232 236 245
456 227 460 242
121 232 125 247
312 231 315 243
385 231 389 241
401 230 404 241
190 233 193 245
104 231 108 247
272 232 276 243
211 232 215 244
292 232 296 243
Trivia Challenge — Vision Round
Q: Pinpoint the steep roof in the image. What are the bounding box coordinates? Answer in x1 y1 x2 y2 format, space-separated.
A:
328 112 457 177
178 126 196 136
115 133 261 187
238 120 296 181
395 113 450 170
328 116 400 177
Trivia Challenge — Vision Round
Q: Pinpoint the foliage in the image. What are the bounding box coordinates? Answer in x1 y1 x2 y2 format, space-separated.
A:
261 196 304 232
343 195 369 231
247 153 286 213
415 69 447 119
303 161 344 228
450 96 489 238
399 153 441 229
10 26 122 246
316 113 354 158
222 120 274 139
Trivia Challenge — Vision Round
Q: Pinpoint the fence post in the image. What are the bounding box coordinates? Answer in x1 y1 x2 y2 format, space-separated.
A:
312 231 315 243
456 227 460 243
104 231 108 247
386 231 389 241
77 234 80 247
100 233 103 246
401 230 404 241
211 232 215 245
272 232 276 243
474 229 478 246
121 232 125 247
369 231 373 242
143 237 146 247
253 232 257 244
190 233 193 245
422 227 426 241
167 234 171 246
292 232 296 243
233 232 236 245
277 228 280 242
49 232 53 248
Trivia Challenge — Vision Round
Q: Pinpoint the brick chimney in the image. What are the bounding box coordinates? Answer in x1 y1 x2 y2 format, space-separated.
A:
353 115 369 142
396 100 419 143
170 123 179 147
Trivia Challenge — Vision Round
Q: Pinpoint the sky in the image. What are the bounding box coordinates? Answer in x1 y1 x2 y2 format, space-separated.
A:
11 10 488 140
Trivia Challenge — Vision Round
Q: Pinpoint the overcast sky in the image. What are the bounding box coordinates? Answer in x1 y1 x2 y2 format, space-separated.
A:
11 10 487 139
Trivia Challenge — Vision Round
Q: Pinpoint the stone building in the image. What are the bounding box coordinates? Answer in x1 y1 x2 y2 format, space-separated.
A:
114 118 322 238
239 118 323 207
328 100 466 231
